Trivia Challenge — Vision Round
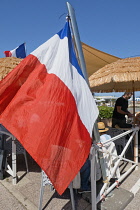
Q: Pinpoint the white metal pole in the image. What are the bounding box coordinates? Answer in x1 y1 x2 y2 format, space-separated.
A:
69 182 76 210
90 146 97 210
97 164 136 202
12 136 17 185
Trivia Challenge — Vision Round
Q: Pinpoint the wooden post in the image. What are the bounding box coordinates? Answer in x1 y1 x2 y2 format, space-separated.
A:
134 129 138 169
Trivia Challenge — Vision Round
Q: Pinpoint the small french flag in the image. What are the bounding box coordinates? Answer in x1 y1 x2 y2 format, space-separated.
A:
4 43 26 58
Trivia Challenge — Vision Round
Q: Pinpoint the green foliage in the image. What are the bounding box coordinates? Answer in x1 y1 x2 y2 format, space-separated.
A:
98 106 114 119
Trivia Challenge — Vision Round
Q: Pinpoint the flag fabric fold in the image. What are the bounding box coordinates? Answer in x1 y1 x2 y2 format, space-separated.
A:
0 21 98 194
4 43 26 58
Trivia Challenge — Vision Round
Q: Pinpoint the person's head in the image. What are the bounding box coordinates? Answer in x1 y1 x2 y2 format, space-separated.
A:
135 112 140 125
97 122 109 134
123 92 133 100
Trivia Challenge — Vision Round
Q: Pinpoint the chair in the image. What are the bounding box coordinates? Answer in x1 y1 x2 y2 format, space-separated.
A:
38 170 76 210
0 133 7 179
107 127 133 155
0 129 28 180
6 137 29 174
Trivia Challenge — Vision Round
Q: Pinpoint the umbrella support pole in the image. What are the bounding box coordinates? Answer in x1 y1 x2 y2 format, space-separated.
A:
132 81 135 116
134 130 138 169
132 81 139 165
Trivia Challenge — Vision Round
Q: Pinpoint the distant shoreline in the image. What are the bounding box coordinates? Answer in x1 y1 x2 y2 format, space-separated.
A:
129 104 140 108
129 105 140 108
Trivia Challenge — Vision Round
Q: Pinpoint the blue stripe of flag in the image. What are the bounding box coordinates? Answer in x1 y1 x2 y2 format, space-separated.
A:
57 22 84 79
16 43 26 58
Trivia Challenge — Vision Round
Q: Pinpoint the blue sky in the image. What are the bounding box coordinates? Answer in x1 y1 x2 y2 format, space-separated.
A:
1 0 140 58
1 0 140 96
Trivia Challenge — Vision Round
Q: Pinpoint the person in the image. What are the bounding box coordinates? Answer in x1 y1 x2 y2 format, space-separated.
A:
112 92 133 128
79 121 119 194
79 158 91 193
135 112 140 125
98 122 110 142
97 122 120 179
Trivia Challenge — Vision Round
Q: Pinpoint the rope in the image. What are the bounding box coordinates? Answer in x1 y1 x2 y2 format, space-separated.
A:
115 180 120 188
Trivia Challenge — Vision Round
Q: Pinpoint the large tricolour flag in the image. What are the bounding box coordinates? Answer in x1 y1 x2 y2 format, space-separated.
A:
4 43 26 58
0 21 98 194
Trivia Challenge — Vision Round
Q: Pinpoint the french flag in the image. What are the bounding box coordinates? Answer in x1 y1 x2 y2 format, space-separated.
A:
0 21 98 194
4 43 26 58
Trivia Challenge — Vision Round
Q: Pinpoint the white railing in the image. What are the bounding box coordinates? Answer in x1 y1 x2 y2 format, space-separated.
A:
93 126 139 204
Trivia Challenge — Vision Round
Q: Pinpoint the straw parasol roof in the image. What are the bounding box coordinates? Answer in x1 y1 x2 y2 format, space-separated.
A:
89 56 140 92
0 57 22 81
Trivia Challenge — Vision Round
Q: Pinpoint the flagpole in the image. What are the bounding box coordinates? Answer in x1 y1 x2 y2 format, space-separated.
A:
66 2 103 210
66 2 89 85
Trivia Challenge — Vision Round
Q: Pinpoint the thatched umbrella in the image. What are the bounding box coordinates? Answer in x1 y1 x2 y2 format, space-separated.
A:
89 56 140 115
0 57 22 81
89 56 140 93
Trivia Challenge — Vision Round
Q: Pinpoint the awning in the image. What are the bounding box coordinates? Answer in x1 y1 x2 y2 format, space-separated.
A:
82 42 120 77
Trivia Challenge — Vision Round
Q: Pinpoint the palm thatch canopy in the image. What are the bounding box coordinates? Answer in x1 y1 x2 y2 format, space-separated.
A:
89 57 140 92
0 57 22 81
